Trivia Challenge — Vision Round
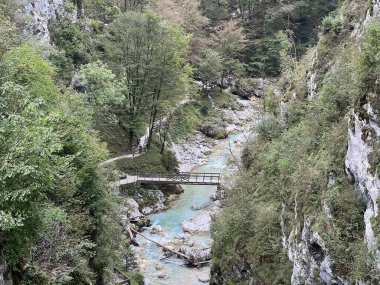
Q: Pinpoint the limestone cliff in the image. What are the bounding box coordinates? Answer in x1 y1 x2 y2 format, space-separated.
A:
22 0 76 42
211 1 380 284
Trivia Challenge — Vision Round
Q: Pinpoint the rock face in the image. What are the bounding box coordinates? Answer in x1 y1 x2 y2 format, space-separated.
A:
282 218 348 285
346 111 380 267
284 3 380 284
125 198 143 220
22 0 76 42
211 2 380 284
148 190 167 212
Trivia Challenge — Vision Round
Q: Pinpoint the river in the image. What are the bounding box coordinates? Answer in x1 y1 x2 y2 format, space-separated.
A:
133 99 258 285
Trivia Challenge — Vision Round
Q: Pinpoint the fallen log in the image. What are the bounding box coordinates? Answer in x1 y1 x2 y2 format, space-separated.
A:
129 228 191 260
126 227 139 247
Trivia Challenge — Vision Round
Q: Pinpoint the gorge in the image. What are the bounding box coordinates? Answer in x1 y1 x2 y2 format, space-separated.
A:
1 0 380 285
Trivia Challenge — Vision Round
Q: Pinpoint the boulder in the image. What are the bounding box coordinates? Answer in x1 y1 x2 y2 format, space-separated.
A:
182 211 211 233
200 124 228 139
157 272 168 279
198 274 210 283
155 263 164 271
179 246 211 263
148 190 167 212
151 225 163 235
125 198 143 220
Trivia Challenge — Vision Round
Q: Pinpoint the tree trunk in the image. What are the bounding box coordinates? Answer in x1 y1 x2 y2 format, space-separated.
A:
129 130 134 150
76 0 83 18
147 106 157 149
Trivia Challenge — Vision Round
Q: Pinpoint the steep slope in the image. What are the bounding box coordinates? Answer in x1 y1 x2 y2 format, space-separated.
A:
211 1 380 284
22 0 77 41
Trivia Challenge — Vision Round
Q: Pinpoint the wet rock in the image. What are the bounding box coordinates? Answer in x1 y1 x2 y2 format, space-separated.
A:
175 233 191 241
228 77 271 99
198 274 210 283
211 189 224 201
151 225 163 235
184 239 195 247
157 272 168 279
166 238 183 246
155 264 164 271
182 211 211 233
213 200 222 208
134 217 151 228
167 194 179 202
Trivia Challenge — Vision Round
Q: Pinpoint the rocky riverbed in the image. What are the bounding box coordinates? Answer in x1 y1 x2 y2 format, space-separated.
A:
125 96 260 284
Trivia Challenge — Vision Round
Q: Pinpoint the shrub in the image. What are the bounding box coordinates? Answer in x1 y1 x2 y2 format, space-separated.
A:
255 114 284 141
322 14 342 34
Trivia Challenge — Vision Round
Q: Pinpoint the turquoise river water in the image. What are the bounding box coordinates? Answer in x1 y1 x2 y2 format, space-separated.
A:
133 131 248 285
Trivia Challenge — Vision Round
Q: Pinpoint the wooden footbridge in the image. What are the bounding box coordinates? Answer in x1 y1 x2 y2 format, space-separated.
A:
113 172 221 188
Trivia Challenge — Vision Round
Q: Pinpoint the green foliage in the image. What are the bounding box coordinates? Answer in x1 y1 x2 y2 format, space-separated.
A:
359 23 380 96
247 36 283 77
105 11 191 144
322 14 342 34
77 60 124 108
212 201 292 284
116 140 178 174
197 50 223 86
212 4 380 283
169 102 203 138
255 114 284 142
219 0 341 76
0 46 130 284
50 18 89 66
0 18 21 58
64 1 76 12
200 0 229 22
1 45 58 100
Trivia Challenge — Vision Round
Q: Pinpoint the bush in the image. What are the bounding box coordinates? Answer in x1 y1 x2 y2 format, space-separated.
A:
322 15 342 34
255 114 284 141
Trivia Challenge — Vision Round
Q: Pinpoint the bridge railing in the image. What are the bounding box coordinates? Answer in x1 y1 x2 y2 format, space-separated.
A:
136 172 221 184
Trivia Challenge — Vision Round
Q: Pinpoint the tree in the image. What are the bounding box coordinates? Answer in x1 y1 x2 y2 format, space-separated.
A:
212 20 246 80
200 0 229 22
154 0 209 64
198 50 223 89
0 46 113 284
105 11 190 148
0 46 70 263
154 0 208 34
75 61 124 109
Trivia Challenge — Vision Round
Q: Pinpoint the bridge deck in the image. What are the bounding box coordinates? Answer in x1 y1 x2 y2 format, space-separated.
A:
117 172 221 186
